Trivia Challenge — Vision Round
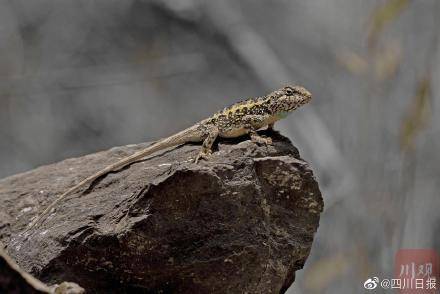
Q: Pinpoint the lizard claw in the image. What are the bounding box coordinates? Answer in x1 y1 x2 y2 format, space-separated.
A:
195 150 212 164
263 137 273 145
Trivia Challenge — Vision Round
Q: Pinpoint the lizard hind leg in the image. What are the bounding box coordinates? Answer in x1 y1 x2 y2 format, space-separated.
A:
195 127 219 163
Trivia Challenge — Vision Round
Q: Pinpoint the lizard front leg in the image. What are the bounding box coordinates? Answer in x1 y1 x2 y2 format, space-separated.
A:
242 115 273 145
249 130 272 145
195 126 219 163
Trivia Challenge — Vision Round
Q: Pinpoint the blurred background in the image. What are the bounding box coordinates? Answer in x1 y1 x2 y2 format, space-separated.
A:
0 0 439 292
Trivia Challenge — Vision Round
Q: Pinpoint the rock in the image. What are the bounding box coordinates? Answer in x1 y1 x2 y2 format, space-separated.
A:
0 131 323 293
0 246 84 294
0 245 48 294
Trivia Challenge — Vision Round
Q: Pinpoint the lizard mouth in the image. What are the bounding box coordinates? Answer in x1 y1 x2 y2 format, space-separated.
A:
299 88 312 101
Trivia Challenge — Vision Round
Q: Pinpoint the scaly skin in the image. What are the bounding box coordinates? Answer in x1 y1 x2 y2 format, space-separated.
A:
26 85 312 232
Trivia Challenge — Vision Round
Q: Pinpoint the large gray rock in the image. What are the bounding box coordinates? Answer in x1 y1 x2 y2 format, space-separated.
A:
0 131 323 293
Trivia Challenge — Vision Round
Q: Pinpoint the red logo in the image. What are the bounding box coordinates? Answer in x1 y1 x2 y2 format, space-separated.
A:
395 249 439 293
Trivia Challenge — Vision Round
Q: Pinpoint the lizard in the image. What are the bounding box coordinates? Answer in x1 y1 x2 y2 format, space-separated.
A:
26 85 312 231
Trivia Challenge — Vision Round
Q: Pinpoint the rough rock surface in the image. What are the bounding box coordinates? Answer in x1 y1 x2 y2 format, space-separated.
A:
0 131 323 293
0 246 49 294
0 246 84 294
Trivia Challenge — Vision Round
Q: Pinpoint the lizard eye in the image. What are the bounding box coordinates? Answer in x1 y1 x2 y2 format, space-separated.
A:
284 87 294 96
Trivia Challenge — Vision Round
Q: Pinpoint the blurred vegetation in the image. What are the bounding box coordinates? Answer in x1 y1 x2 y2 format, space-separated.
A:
400 76 431 152
367 0 409 48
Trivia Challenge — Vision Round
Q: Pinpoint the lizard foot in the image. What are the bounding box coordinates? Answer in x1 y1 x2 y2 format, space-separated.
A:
195 150 212 164
250 134 273 145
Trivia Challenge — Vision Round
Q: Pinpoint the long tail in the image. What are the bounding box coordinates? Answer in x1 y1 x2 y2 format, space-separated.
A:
27 126 201 231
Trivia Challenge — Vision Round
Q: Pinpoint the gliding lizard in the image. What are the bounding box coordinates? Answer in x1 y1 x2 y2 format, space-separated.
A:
27 85 312 231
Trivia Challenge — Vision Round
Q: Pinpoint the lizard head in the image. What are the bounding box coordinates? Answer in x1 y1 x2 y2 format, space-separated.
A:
274 85 312 113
